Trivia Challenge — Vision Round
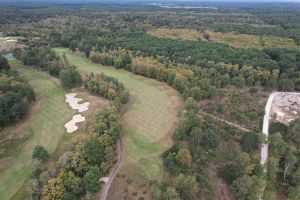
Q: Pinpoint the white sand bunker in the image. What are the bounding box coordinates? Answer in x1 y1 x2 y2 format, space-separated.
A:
65 114 85 133
65 93 90 112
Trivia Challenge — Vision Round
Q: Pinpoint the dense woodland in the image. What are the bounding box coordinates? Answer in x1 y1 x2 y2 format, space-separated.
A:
1 1 300 200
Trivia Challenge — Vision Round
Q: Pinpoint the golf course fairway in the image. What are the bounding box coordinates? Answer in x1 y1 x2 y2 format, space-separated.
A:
0 60 74 200
55 48 184 198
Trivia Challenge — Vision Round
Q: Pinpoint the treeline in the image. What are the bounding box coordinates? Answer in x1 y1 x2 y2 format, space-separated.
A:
264 119 300 200
0 56 35 128
156 103 265 200
30 107 121 200
94 32 300 91
83 73 129 107
99 32 280 70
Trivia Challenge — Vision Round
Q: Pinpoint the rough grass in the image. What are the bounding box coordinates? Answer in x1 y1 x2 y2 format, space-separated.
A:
147 28 202 41
208 30 300 50
0 60 74 200
55 48 184 199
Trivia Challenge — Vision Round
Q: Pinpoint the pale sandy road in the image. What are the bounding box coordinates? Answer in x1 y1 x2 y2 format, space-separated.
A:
100 138 124 200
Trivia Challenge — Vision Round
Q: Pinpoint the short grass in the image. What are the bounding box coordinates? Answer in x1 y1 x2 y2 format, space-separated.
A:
208 30 300 50
0 60 74 200
55 48 184 199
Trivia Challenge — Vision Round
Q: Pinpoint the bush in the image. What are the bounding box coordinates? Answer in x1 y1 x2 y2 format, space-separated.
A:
60 65 82 88
219 163 244 184
83 167 100 193
32 145 49 161
200 132 220 150
240 132 260 153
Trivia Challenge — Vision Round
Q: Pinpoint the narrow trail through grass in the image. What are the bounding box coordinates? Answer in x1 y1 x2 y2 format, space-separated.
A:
55 48 184 198
0 60 74 200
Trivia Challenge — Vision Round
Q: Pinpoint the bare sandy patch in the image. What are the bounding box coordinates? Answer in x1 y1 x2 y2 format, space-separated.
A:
65 93 90 112
64 114 85 133
271 93 300 124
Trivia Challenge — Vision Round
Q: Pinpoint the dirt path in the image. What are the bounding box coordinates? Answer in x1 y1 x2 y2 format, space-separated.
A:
198 111 252 133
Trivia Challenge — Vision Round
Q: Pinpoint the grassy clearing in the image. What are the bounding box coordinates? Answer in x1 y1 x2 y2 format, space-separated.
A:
55 48 184 199
147 28 203 41
0 60 74 200
207 30 300 50
146 28 300 50
199 86 268 132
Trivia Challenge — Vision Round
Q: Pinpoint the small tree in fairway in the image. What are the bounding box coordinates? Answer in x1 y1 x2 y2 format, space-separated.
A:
60 65 82 88
32 145 49 161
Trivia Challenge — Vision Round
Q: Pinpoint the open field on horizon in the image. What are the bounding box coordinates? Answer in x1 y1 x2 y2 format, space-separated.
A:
146 28 300 50
55 48 184 199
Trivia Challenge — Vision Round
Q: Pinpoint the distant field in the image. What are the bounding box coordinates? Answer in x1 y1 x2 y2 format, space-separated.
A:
147 28 300 50
147 28 203 41
0 60 74 200
55 48 184 199
207 30 300 50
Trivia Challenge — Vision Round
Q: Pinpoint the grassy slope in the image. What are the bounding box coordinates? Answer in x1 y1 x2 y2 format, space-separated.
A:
55 48 184 199
0 60 74 200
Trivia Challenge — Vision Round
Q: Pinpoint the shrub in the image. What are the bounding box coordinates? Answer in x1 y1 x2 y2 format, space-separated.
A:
32 145 49 161
219 163 244 184
200 132 220 150
83 167 101 193
240 132 260 153
60 65 82 88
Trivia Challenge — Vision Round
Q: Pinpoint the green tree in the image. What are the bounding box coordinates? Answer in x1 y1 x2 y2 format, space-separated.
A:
175 174 198 200
32 145 49 161
175 148 192 168
60 65 82 88
0 56 10 71
240 132 260 153
278 78 295 91
83 138 104 164
83 167 100 193
220 163 244 184
200 132 220 150
231 175 263 200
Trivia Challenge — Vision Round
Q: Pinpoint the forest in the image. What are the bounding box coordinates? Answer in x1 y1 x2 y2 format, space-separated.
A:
0 1 300 200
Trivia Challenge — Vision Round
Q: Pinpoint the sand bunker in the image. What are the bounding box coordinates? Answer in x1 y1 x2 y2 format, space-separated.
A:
64 114 85 133
65 93 90 112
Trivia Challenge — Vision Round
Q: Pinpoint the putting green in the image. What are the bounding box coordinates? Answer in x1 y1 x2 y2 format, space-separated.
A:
55 48 184 197
0 60 74 200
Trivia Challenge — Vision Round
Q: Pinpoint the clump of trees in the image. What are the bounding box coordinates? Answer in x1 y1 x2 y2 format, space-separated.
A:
161 105 264 200
30 107 121 200
83 73 129 107
60 65 82 88
0 56 35 128
264 119 300 199
14 47 68 77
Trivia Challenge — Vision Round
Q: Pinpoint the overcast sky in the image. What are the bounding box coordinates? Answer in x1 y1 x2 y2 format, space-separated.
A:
0 0 300 3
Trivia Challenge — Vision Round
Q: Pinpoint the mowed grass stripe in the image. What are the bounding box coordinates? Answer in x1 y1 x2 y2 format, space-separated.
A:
0 60 74 200
55 48 183 184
